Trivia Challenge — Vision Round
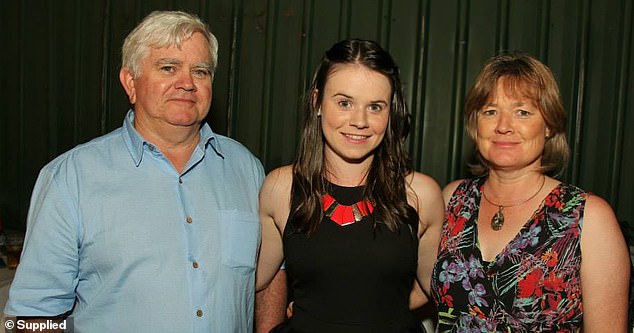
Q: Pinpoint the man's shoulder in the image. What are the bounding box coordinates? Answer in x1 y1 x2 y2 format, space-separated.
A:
212 134 261 164
43 127 124 172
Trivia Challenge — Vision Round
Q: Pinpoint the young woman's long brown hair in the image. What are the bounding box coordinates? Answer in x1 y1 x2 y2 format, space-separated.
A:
291 39 418 235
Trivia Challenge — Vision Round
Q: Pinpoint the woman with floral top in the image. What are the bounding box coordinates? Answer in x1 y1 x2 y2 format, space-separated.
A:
431 52 630 332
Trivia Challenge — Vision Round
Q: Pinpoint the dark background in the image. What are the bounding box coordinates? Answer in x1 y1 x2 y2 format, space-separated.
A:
1 0 633 237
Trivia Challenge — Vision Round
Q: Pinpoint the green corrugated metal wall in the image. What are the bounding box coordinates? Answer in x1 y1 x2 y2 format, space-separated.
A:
1 0 633 233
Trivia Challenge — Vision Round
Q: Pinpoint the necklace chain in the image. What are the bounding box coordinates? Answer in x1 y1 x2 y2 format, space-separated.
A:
481 175 546 231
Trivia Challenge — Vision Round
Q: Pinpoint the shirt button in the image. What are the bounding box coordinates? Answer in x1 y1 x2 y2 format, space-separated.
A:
193 261 199 269
179 178 183 184
186 217 193 224
196 309 203 317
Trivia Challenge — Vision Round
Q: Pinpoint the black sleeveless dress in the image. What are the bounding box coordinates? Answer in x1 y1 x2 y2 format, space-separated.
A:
282 182 421 333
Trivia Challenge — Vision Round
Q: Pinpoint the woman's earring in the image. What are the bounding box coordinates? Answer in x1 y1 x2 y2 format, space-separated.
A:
317 109 321 117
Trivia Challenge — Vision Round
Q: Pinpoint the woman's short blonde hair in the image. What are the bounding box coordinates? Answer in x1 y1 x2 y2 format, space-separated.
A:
464 52 569 177
121 11 218 79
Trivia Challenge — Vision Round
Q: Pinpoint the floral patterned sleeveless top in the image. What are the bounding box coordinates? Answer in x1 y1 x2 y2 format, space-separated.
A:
431 177 587 333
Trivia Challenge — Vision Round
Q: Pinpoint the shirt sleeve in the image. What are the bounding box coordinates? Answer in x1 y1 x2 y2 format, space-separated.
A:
4 164 80 316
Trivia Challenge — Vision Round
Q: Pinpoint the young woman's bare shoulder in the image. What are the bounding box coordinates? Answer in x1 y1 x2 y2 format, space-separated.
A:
406 172 442 210
260 165 293 215
406 171 442 196
405 171 444 234
261 165 293 193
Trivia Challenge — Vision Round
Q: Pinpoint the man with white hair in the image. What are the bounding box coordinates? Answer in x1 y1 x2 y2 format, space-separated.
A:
5 11 264 333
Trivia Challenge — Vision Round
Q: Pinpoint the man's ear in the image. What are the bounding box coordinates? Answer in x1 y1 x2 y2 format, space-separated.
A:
119 68 136 104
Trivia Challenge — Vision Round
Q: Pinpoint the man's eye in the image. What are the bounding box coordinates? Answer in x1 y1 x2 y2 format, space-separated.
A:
160 66 176 73
192 69 210 79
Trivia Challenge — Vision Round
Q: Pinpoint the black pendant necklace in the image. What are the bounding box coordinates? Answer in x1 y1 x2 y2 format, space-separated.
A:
490 206 505 231
481 176 546 231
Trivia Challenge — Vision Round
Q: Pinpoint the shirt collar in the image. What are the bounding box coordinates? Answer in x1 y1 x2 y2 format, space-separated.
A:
121 110 224 167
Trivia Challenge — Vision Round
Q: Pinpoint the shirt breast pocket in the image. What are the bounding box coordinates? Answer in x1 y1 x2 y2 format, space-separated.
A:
219 210 261 271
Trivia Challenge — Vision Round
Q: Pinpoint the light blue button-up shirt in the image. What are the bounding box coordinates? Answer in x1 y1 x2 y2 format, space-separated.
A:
5 110 264 333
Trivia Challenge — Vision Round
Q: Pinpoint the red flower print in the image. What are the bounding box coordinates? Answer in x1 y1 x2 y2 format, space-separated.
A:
543 272 566 292
468 305 487 319
450 201 464 218
518 269 543 298
545 194 564 210
541 249 559 267
450 216 467 237
563 308 576 321
439 287 454 308
546 293 563 310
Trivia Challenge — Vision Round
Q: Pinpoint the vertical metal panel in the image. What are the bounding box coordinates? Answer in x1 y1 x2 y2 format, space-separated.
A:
232 0 268 155
506 0 544 55
570 0 591 184
0 0 22 226
497 0 510 50
259 0 306 169
544 0 585 183
308 0 347 69
578 0 623 199
461 1 500 179
607 1 634 211
616 0 634 224
417 0 460 183
538 0 550 61
349 1 388 42
20 1 51 230
206 0 239 136
47 3 59 158
1 0 632 230
104 1 139 132
448 0 469 180
405 0 429 173
348 0 383 40
100 0 112 133
387 0 425 127
77 1 108 142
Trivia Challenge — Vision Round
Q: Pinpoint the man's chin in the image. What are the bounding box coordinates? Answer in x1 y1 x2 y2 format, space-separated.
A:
167 113 206 127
